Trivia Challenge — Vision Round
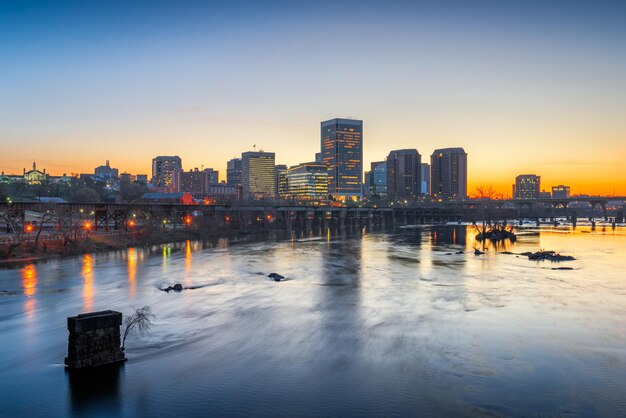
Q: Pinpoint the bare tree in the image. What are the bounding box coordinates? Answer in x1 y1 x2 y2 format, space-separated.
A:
122 306 156 350
32 204 56 253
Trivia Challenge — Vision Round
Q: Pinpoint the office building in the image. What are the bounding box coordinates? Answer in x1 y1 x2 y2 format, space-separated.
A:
152 156 182 188
226 158 242 187
242 151 276 198
321 118 363 200
513 174 541 199
386 150 421 200
275 164 288 197
430 148 467 199
421 163 430 195
552 185 570 199
283 162 329 200
369 161 387 197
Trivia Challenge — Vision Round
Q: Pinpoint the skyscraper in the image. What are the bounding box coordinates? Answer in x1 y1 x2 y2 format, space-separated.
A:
321 118 363 200
152 156 182 188
514 174 541 199
420 163 430 195
241 151 276 198
386 149 421 200
430 148 467 199
226 158 242 187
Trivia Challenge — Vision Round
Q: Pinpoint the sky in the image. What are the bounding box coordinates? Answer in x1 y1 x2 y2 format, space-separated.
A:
1 0 625 196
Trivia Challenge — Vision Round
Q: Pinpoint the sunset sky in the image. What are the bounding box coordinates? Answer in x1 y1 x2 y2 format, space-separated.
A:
1 0 625 196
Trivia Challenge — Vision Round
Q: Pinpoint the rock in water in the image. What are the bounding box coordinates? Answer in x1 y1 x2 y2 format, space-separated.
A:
474 249 485 255
268 273 285 282
172 284 183 291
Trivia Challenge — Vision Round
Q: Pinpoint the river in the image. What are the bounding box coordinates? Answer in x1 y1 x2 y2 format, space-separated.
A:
0 225 625 417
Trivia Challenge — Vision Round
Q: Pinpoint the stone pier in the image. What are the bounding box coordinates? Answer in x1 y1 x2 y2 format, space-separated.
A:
65 310 126 369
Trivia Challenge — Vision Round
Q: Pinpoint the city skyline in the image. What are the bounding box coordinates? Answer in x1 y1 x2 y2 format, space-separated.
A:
2 1 625 196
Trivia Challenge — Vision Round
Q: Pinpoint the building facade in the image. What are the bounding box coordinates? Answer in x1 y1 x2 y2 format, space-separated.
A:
282 162 329 200
513 174 541 199
242 151 276 198
226 158 242 187
420 163 430 195
321 118 363 200
275 164 288 197
430 148 467 199
386 150 421 200
369 161 387 197
94 161 119 180
552 185 570 199
152 156 182 188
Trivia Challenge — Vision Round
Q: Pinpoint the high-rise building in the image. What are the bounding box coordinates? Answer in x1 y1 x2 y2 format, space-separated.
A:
513 174 541 199
275 164 288 197
315 152 322 164
152 156 182 188
552 185 570 199
283 162 329 200
386 150 421 200
369 161 387 197
430 148 467 199
420 163 430 195
242 151 276 198
226 158 242 187
204 168 219 186
321 118 363 200
173 168 204 194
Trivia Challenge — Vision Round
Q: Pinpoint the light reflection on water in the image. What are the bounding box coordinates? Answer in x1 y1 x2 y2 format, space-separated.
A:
0 225 625 418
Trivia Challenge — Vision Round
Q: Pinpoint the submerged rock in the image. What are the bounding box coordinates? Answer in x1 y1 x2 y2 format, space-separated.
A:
474 249 485 255
161 283 184 292
268 273 285 282
552 267 574 270
528 251 575 261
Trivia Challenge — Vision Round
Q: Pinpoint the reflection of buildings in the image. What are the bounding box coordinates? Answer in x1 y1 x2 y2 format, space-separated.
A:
321 118 363 200
82 254 94 312
431 226 467 246
386 149 421 200
513 174 540 199
430 148 467 199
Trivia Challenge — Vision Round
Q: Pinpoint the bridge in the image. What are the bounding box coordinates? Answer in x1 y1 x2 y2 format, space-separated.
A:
0 198 622 235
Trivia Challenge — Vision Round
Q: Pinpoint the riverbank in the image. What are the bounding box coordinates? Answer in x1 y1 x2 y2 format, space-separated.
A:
0 227 243 267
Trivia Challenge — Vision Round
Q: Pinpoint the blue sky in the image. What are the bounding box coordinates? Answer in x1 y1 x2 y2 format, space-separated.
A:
1 0 625 194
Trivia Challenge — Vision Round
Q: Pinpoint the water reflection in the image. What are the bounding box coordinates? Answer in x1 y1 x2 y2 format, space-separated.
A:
82 254 94 312
127 248 137 299
21 263 37 319
68 364 122 416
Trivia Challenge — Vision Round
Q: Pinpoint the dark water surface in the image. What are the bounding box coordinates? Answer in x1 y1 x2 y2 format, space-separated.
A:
1 226 625 417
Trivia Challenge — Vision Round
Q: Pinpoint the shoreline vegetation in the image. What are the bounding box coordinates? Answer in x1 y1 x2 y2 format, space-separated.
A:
0 227 239 267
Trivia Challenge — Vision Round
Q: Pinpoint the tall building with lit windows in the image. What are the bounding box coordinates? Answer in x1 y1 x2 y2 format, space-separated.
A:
430 148 467 199
513 174 541 199
321 118 363 200
386 149 421 200
282 162 329 200
152 156 182 188
242 151 276 198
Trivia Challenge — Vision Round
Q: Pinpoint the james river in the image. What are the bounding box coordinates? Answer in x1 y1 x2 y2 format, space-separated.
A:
1 225 625 417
